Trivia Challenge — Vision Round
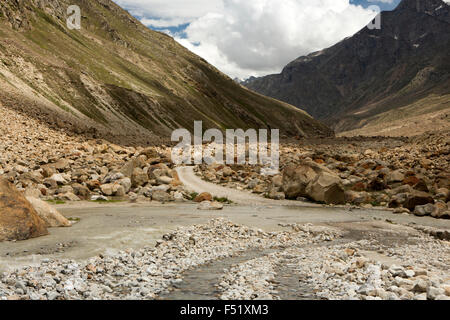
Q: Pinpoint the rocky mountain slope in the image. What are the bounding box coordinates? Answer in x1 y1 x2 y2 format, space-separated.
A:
245 0 450 135
0 0 332 145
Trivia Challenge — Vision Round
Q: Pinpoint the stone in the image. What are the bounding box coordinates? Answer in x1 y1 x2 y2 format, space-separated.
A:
412 279 428 293
427 287 445 300
0 178 48 241
156 176 173 185
414 203 434 217
100 184 114 196
305 171 345 204
197 201 224 210
222 166 233 177
267 188 285 200
151 190 173 202
71 183 90 199
404 191 434 211
387 170 405 183
26 197 71 228
131 168 148 187
55 192 80 202
194 192 213 203
91 195 108 201
282 162 317 199
48 174 67 185
431 202 448 218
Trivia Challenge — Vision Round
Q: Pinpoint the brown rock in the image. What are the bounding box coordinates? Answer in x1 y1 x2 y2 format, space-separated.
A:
282 162 318 199
194 192 213 203
0 178 48 242
404 191 434 211
26 197 71 228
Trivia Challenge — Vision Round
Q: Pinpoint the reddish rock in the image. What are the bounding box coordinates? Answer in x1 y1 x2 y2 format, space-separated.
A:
194 192 213 203
352 182 367 192
403 176 420 187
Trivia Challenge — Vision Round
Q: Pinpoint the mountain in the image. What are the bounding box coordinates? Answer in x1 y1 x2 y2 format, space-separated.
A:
0 0 332 146
245 0 450 136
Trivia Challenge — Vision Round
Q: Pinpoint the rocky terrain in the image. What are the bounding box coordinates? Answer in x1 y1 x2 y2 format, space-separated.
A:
0 0 331 145
195 132 450 219
0 103 191 206
245 0 450 134
0 218 449 300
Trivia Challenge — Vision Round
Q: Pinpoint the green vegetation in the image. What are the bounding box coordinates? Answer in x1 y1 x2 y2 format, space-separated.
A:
213 196 233 204
45 200 66 205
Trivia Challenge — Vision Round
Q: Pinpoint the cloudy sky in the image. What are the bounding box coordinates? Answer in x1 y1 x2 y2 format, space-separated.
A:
113 0 403 79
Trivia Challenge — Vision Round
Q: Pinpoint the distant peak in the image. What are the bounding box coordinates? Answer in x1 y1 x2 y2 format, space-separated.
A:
396 0 447 12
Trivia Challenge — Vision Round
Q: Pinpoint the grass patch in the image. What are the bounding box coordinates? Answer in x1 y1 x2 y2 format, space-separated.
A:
68 217 81 222
189 192 199 201
213 196 233 204
45 200 66 205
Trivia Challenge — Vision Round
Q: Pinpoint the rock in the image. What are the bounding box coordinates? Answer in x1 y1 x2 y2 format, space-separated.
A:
26 197 71 228
194 192 213 203
91 195 108 201
151 190 173 202
282 162 317 199
100 184 114 196
174 192 184 202
389 265 406 277
271 175 283 188
222 166 233 177
412 279 428 293
414 203 435 217
0 178 48 241
197 201 224 210
267 188 285 200
387 170 405 183
431 202 448 218
282 160 345 204
305 171 345 204
427 287 445 300
71 183 90 199
345 190 370 205
156 176 173 185
55 192 80 202
131 168 148 187
48 173 67 185
393 207 411 215
404 191 434 211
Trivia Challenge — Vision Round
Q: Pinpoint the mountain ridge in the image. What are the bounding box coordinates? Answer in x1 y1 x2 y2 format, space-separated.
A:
0 0 333 146
245 0 450 135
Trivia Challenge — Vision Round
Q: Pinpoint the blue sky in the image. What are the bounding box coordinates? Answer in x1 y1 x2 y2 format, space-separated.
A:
114 0 405 78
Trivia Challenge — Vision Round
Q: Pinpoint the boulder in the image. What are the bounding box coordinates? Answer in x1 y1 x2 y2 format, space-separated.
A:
413 204 434 217
194 192 213 203
282 160 345 204
282 162 317 199
404 191 434 211
152 190 174 202
131 167 148 187
100 183 114 196
306 171 345 204
26 197 71 228
198 201 224 210
0 178 48 241
431 202 449 219
71 183 90 199
387 170 405 183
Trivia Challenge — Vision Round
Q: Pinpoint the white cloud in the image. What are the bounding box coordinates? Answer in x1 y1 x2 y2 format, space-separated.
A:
114 0 384 79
